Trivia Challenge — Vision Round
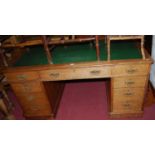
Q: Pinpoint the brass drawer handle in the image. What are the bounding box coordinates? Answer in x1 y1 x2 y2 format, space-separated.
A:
122 103 132 110
49 73 60 78
90 70 101 75
124 92 134 96
17 74 28 80
123 103 131 107
125 81 135 85
126 69 137 74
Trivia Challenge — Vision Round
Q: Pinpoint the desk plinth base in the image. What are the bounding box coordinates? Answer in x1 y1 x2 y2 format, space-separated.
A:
109 111 143 119
25 114 54 120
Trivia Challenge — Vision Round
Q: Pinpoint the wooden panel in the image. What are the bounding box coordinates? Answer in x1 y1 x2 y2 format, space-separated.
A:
5 71 39 82
111 64 150 77
112 76 147 88
11 81 43 93
39 66 111 81
16 92 52 117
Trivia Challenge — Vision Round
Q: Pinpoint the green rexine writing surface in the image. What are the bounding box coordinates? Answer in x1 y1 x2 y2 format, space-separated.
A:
14 41 142 67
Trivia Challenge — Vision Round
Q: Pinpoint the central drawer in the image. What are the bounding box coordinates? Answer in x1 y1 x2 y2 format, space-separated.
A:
39 66 111 81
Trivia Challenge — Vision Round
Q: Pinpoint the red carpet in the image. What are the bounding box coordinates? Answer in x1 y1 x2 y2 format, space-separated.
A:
9 80 155 120
56 80 109 120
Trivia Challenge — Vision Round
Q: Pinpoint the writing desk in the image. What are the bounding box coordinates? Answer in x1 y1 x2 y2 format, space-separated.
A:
3 41 152 119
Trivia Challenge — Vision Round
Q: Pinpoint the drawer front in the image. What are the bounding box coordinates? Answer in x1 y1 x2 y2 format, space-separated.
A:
113 88 145 101
5 72 39 82
11 81 43 93
16 93 52 116
39 66 111 81
112 76 147 88
112 99 143 113
112 64 149 77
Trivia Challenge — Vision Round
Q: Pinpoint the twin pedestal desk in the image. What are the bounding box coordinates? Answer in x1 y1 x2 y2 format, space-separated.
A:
3 42 152 119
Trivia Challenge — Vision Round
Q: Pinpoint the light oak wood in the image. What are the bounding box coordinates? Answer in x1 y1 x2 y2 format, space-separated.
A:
112 100 143 113
11 81 43 93
110 74 146 116
10 80 65 119
16 92 52 117
2 41 152 119
111 64 150 77
108 35 144 40
113 88 145 101
112 76 147 88
39 66 111 81
5 71 39 82
110 111 143 117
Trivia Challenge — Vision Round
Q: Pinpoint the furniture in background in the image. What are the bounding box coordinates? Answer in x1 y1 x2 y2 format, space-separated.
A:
1 35 100 63
0 73 15 119
1 35 152 119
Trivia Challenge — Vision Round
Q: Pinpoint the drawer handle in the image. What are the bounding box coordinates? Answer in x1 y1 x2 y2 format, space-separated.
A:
90 70 101 75
126 69 137 74
122 103 132 109
17 74 28 80
123 103 131 107
124 92 134 96
125 81 135 85
49 73 60 78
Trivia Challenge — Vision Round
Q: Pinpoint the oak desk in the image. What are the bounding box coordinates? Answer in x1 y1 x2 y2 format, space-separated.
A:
3 41 152 119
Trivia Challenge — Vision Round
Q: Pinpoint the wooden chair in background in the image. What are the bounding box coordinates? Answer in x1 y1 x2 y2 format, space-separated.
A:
41 35 101 64
0 73 15 120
